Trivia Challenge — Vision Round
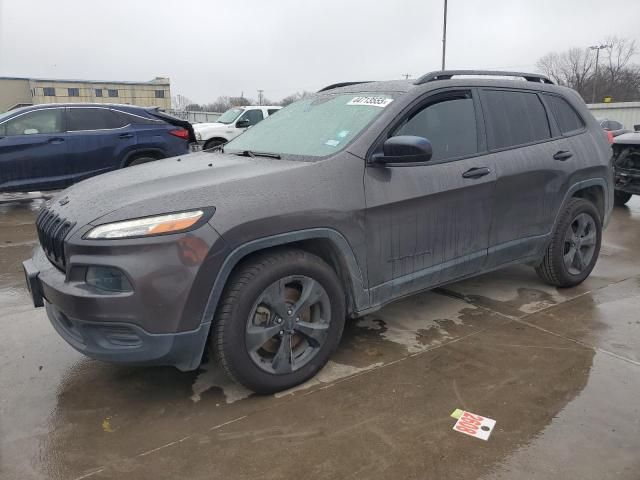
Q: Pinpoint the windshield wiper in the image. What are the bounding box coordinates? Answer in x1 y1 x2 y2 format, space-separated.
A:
234 150 281 159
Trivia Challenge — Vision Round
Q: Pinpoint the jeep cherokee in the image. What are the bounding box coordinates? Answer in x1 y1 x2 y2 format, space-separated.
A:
23 70 613 393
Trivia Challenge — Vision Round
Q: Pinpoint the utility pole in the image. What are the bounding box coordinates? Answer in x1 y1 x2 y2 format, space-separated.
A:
441 0 448 70
401 74 412 80
590 44 610 104
257 89 264 105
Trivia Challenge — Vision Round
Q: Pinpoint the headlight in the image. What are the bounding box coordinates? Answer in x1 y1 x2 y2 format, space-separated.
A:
85 210 206 240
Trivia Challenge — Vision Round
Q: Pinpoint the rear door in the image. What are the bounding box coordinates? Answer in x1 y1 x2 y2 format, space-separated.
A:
364 89 497 306
0 107 69 192
65 107 136 181
479 88 570 268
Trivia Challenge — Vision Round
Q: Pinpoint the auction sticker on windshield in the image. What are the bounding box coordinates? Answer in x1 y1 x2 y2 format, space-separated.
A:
347 96 393 107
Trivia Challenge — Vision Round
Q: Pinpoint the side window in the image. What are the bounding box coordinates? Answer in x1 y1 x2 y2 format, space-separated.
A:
67 108 121 131
482 90 551 150
267 109 280 116
239 109 264 126
2 109 63 136
543 94 585 135
393 93 478 162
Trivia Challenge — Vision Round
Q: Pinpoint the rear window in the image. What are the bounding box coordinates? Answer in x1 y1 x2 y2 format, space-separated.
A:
482 90 551 150
543 94 585 135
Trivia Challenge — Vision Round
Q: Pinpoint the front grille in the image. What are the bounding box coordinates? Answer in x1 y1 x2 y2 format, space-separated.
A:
36 207 75 270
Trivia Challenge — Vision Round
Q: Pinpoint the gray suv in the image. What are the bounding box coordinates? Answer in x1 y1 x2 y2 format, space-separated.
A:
23 70 613 393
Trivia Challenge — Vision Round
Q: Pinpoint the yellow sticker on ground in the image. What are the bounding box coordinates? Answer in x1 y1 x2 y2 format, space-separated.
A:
451 408 464 419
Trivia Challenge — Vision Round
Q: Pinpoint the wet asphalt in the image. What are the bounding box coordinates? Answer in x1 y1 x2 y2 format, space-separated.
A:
1 192 639 480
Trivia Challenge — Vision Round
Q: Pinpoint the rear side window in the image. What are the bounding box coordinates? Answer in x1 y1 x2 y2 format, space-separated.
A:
543 94 585 135
67 108 123 131
393 94 478 162
267 109 280 116
482 90 551 150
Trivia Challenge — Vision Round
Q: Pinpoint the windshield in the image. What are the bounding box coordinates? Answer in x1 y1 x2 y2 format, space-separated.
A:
217 108 244 124
225 94 394 157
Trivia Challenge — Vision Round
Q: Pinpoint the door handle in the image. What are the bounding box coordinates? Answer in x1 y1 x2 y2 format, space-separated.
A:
119 133 134 139
48 137 65 144
462 167 491 179
553 150 573 161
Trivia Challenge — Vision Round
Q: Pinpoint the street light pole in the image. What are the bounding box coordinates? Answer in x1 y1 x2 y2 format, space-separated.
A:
441 0 448 70
590 44 610 104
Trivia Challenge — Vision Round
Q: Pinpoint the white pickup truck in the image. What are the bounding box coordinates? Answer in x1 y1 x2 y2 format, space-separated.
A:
194 105 281 150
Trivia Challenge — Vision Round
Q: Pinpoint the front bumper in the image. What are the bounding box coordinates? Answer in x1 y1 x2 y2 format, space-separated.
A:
615 168 640 194
24 223 229 371
44 301 209 370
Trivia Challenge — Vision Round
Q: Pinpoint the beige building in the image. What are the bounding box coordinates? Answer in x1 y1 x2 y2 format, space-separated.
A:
0 76 171 112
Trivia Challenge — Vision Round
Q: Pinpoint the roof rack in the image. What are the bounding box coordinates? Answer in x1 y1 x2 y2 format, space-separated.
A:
414 70 554 85
317 81 373 92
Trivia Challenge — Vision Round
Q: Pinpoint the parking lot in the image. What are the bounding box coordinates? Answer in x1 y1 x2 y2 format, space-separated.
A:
1 191 639 480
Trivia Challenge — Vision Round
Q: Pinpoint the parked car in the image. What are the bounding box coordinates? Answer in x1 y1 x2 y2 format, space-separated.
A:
597 117 629 143
0 103 195 192
194 105 281 150
24 70 612 393
611 127 640 205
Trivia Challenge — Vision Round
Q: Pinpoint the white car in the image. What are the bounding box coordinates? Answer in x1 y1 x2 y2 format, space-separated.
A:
194 105 281 150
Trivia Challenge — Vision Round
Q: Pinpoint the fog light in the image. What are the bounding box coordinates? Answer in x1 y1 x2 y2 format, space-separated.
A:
86 266 133 292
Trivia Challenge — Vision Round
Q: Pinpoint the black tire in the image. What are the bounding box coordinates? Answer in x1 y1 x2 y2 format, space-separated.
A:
212 249 346 394
127 156 157 167
535 198 602 288
203 139 226 150
614 190 632 206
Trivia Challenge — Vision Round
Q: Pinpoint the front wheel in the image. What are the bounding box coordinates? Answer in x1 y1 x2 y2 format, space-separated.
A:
212 249 346 393
614 190 632 206
203 139 226 150
535 198 602 288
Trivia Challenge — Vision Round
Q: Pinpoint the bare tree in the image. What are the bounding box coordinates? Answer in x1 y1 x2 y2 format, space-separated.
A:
537 37 640 102
171 94 194 111
279 91 313 106
536 47 594 96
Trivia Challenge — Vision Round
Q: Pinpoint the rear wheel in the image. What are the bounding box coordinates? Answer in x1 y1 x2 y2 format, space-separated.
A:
614 190 632 206
535 198 601 287
127 156 157 167
203 139 226 150
212 249 346 393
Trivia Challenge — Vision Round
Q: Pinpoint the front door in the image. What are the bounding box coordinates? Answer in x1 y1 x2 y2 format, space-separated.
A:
0 107 69 192
364 89 496 307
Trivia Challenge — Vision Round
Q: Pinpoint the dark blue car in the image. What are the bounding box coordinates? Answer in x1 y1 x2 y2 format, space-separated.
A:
0 103 195 192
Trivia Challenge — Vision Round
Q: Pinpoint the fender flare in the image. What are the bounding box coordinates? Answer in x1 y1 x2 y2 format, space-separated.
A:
181 228 369 371
552 178 611 233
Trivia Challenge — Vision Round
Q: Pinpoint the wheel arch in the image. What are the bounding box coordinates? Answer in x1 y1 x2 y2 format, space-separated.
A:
201 229 369 327
121 148 166 168
554 179 610 231
203 137 229 147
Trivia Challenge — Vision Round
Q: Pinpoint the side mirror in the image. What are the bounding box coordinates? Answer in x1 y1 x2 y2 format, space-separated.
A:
372 135 433 165
236 119 250 128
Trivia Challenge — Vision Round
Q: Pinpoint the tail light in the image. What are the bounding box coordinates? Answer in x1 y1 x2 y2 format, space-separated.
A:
169 128 190 140
606 130 614 144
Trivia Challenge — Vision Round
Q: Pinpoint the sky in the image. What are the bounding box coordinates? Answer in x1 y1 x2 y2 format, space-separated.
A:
0 0 639 105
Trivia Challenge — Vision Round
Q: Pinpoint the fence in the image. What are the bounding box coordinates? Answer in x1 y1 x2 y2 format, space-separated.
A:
167 110 221 124
587 102 640 130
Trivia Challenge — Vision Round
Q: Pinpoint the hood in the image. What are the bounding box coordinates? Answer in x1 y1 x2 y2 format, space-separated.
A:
613 132 640 145
47 151 306 233
194 122 226 131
